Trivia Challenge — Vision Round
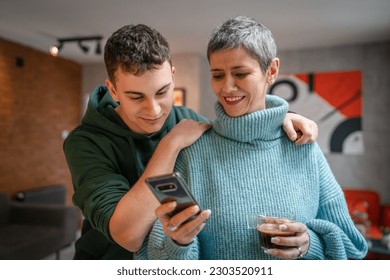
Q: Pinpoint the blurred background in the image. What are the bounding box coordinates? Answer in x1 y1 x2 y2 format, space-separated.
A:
0 0 389 259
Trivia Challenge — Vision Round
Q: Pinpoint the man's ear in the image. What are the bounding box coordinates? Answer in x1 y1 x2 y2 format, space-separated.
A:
105 79 119 102
267 58 280 85
171 66 176 86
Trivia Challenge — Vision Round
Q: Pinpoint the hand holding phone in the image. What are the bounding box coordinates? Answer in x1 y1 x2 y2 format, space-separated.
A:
145 172 201 218
146 172 210 245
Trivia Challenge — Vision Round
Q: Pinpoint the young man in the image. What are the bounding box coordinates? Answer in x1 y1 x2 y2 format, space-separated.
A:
63 24 318 259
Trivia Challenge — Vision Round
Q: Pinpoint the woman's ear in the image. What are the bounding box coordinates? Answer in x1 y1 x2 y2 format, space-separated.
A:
105 79 119 102
267 58 280 85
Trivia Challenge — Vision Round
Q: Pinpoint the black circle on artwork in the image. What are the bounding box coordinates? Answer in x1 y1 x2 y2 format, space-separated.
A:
330 117 362 153
268 80 298 102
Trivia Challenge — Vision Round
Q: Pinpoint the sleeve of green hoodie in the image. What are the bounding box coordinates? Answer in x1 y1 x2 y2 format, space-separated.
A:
64 128 132 242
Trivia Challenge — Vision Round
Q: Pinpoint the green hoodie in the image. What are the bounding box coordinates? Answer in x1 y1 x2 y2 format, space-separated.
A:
63 85 209 259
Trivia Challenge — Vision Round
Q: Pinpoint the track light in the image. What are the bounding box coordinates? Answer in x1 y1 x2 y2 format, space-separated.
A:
49 35 103 57
49 41 62 57
78 40 89 53
95 41 102 55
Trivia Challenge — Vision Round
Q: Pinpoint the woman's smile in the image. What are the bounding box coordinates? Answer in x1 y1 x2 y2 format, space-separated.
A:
224 96 245 105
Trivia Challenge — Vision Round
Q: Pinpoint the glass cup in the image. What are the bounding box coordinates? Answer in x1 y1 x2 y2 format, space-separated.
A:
247 213 295 250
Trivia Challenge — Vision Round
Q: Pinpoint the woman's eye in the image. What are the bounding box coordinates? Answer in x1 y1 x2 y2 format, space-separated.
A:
234 73 248 78
212 74 224 80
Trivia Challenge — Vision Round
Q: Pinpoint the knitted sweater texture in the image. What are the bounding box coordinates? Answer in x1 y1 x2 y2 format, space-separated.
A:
136 95 367 260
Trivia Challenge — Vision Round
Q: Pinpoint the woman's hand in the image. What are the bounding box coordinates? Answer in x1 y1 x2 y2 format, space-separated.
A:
283 113 318 145
262 221 310 259
155 201 211 245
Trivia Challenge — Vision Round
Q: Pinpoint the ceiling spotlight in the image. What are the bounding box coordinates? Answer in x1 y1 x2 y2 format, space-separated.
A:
78 41 89 53
49 35 103 57
49 41 62 57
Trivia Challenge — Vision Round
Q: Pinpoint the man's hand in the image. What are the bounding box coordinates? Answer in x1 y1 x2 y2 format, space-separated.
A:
156 201 211 245
165 120 212 150
283 113 318 145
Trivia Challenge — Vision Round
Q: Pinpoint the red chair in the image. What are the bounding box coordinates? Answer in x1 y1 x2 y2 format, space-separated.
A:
381 205 390 229
344 189 390 260
343 189 382 239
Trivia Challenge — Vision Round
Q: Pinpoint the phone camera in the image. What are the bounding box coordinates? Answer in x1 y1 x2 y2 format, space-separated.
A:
156 183 177 192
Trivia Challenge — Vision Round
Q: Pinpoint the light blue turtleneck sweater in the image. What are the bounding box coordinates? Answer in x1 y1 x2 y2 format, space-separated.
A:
135 95 367 260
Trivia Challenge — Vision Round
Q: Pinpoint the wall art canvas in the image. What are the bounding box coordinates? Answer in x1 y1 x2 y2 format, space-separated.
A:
269 70 363 154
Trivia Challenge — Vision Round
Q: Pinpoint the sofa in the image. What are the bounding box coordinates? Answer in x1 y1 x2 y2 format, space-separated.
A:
0 185 79 260
14 183 67 205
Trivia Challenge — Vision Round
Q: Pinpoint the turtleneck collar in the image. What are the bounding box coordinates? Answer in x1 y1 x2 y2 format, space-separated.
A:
212 95 289 144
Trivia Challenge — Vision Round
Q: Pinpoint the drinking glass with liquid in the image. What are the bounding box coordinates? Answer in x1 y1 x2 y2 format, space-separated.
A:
247 213 296 250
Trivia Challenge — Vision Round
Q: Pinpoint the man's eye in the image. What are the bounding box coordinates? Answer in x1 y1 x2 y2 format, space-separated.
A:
156 91 167 96
130 96 143 100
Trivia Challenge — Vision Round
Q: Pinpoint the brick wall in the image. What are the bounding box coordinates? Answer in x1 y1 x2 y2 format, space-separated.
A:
0 38 81 204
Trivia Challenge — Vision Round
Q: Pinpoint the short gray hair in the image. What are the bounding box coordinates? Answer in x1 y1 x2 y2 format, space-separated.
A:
207 16 277 73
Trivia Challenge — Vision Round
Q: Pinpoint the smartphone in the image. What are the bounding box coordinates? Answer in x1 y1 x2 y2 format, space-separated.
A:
145 172 201 218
